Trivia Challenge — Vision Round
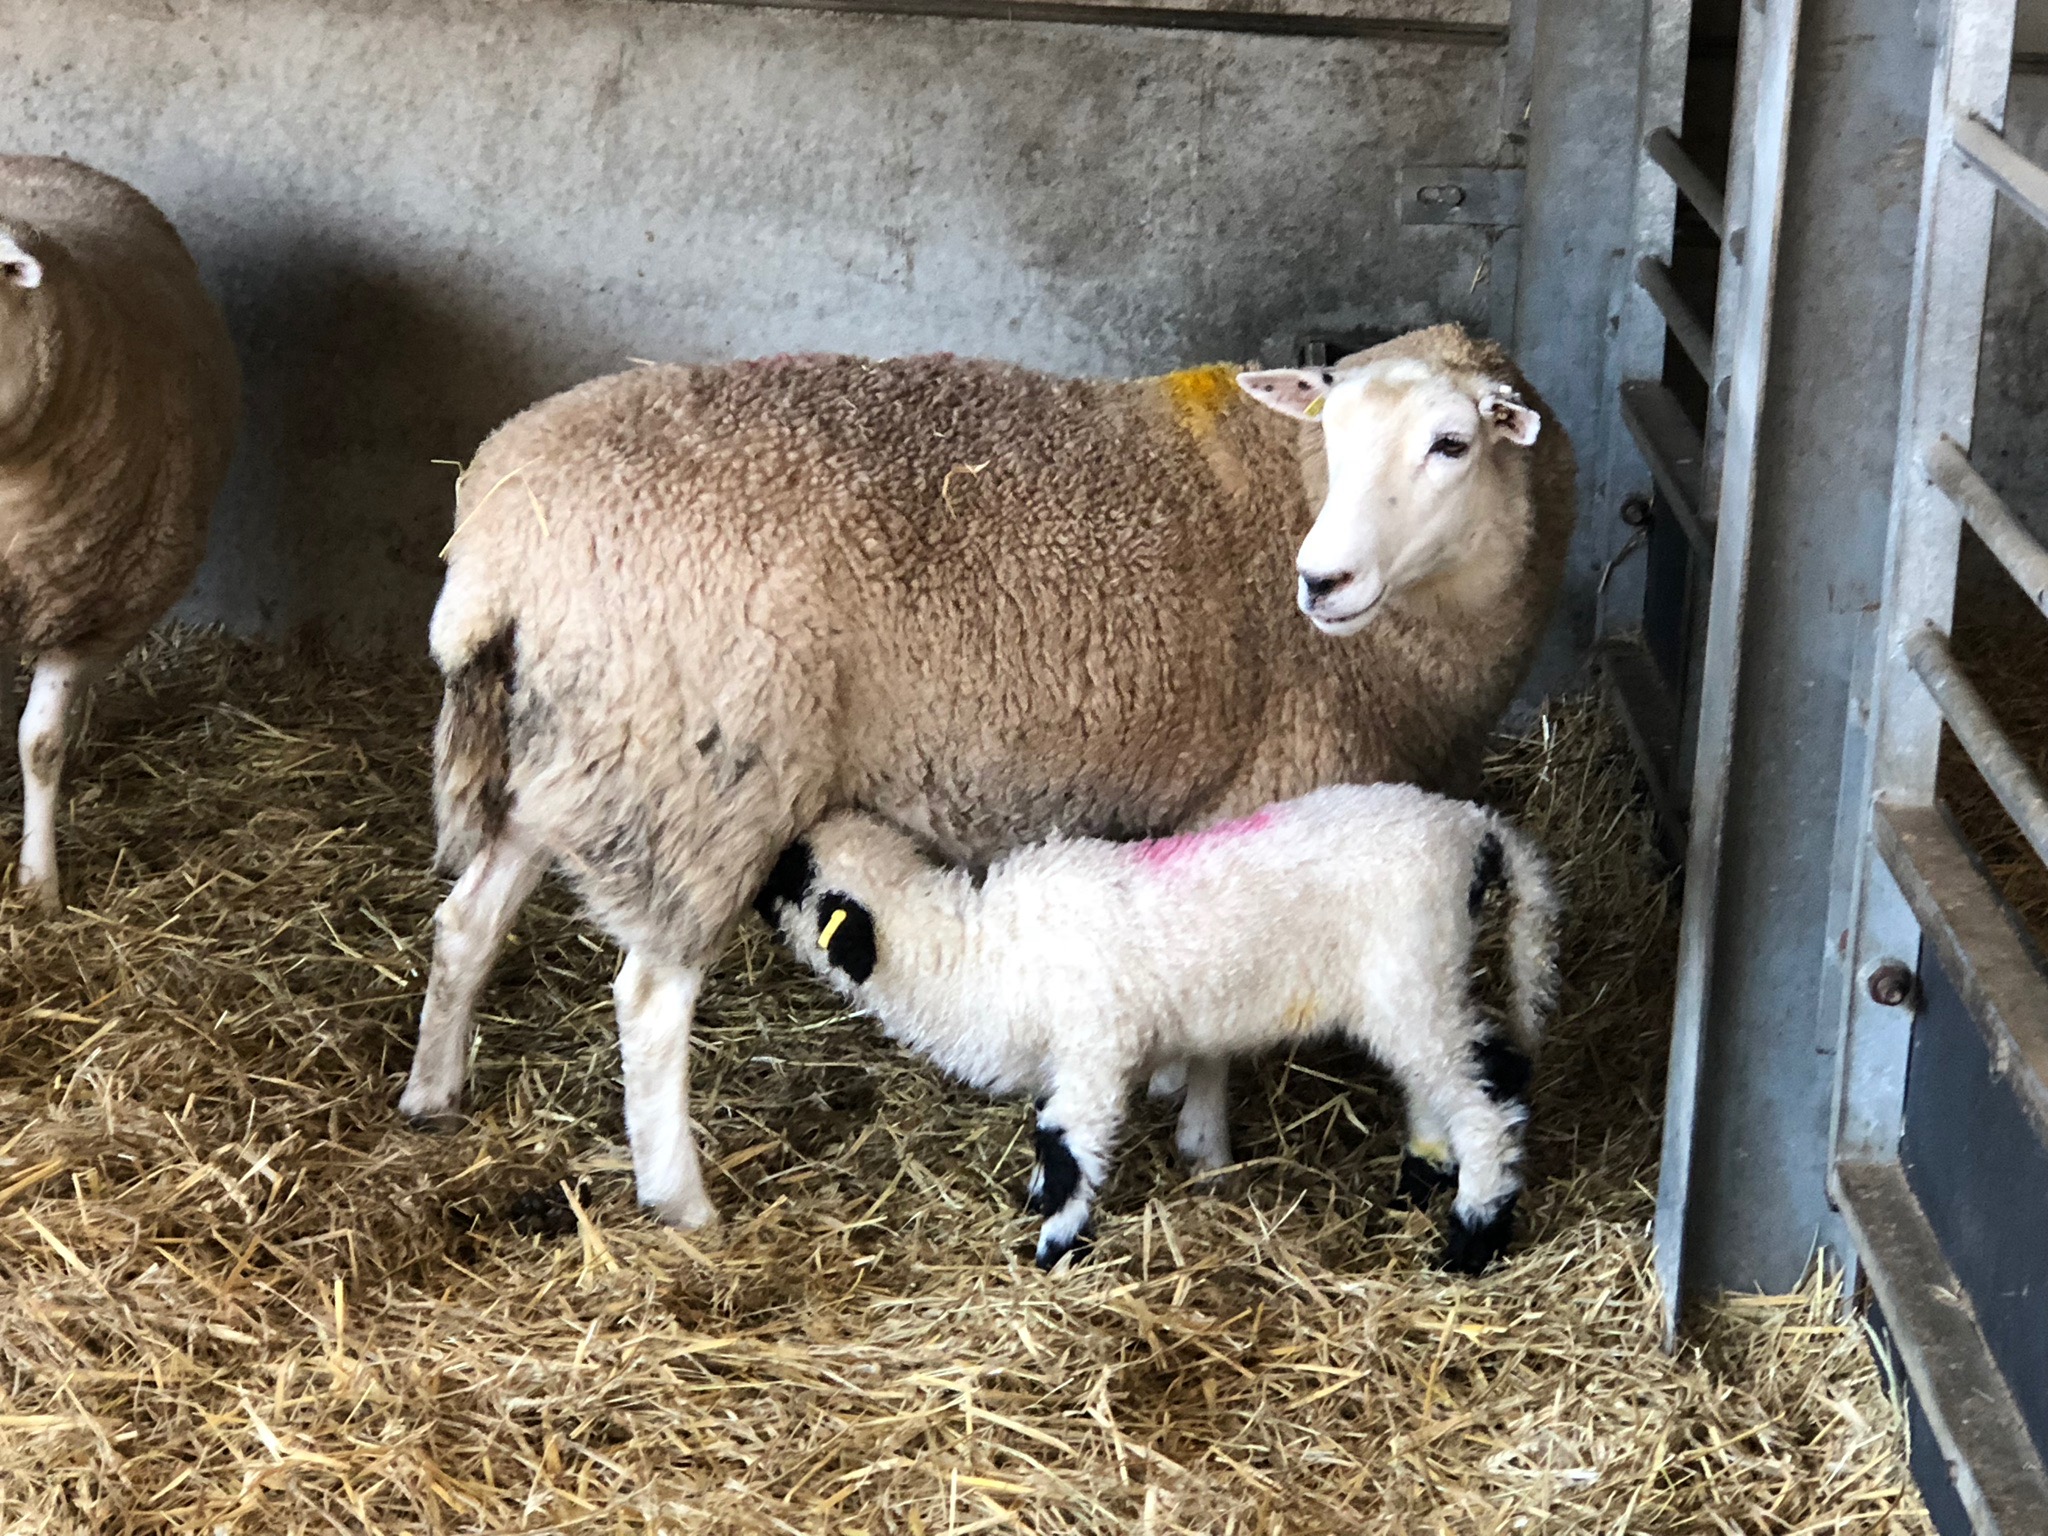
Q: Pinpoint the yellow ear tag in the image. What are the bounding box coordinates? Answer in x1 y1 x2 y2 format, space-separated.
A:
1305 396 1325 420
818 908 848 950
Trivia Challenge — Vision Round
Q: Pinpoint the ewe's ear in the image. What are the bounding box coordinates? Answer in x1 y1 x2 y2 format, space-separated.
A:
1478 385 1540 447
0 235 42 290
1237 367 1336 421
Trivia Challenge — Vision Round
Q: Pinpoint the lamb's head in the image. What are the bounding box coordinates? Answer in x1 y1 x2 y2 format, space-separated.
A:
753 813 933 994
0 227 54 437
1237 333 1543 637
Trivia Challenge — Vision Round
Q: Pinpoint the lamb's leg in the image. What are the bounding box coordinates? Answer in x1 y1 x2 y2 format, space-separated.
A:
399 836 543 1129
614 947 716 1229
16 650 97 914
1173 1054 1234 1173
1393 1094 1459 1210
1370 1013 1531 1274
1029 1078 1125 1270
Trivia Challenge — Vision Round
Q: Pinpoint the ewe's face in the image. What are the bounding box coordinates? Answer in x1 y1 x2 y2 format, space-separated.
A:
0 232 49 429
1237 360 1541 636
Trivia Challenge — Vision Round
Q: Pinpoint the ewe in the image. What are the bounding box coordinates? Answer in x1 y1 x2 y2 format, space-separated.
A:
402 328 1572 1229
0 156 238 912
759 782 1561 1272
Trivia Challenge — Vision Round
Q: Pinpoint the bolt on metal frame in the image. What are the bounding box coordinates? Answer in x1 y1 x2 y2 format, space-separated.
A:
1829 0 2048 1522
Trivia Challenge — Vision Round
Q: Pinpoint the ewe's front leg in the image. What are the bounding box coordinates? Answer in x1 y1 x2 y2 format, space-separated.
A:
15 650 99 915
1027 1079 1124 1270
399 837 542 1129
614 948 717 1229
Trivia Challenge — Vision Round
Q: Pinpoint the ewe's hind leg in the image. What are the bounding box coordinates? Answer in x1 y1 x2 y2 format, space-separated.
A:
614 948 715 1228
1028 1077 1126 1270
400 836 544 1129
16 650 100 914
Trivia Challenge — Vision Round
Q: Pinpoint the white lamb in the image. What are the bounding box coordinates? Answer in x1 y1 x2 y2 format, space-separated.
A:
758 781 1561 1273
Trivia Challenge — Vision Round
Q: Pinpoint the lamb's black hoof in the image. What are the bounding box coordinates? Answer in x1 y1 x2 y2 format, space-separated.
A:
503 1181 590 1238
1438 1194 1517 1275
1033 1226 1095 1272
1394 1152 1458 1210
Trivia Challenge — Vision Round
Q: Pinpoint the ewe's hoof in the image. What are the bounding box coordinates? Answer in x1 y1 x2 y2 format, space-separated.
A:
1394 1153 1459 1211
404 1109 468 1135
1437 1196 1517 1276
646 1191 719 1230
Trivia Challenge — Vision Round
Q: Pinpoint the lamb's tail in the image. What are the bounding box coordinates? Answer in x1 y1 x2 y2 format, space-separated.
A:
1478 816 1561 1054
431 610 518 879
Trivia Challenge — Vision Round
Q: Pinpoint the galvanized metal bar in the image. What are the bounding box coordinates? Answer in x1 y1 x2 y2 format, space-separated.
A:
1644 124 1729 238
1618 379 1713 560
1904 625 2048 872
1833 1159 2048 1535
1925 435 2048 616
656 0 1513 42
1952 113 2048 235
1634 255 1717 378
1653 0 1805 1349
1875 803 2048 1142
1828 0 2014 1178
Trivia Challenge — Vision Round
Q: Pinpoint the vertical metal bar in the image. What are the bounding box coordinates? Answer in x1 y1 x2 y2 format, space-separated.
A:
1828 0 2014 1175
1652 0 1804 1349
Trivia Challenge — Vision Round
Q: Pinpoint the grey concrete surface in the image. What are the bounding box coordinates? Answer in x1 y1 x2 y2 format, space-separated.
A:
3 0 1508 649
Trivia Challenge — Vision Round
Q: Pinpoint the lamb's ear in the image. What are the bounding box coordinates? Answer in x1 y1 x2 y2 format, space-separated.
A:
1237 367 1336 421
1478 385 1540 446
752 839 817 925
816 893 877 985
0 235 42 290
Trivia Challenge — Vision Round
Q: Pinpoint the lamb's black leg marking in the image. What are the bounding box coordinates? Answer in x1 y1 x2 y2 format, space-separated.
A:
1030 1123 1081 1217
1395 1151 1459 1210
1439 1192 1518 1275
1035 1222 1095 1271
1472 1033 1533 1104
1468 830 1505 918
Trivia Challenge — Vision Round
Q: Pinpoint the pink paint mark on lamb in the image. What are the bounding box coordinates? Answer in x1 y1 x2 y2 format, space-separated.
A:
1127 806 1281 873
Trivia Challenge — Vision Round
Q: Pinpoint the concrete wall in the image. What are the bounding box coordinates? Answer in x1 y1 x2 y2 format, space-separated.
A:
2 0 1510 649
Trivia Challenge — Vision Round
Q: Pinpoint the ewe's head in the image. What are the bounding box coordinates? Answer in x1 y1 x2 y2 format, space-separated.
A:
0 227 53 433
1237 341 1542 637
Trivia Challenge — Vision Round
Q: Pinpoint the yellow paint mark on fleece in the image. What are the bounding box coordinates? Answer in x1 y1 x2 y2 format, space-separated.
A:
1160 363 1242 442
1406 1139 1452 1166
818 908 849 950
1282 994 1323 1031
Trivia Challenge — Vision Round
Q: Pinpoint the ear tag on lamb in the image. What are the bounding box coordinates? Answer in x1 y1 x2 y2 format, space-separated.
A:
1305 397 1326 420
818 907 849 950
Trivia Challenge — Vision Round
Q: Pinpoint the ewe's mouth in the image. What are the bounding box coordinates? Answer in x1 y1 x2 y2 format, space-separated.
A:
1305 596 1381 637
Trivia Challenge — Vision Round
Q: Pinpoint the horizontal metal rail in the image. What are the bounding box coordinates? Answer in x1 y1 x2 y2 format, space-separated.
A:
1904 625 2048 874
1618 380 1714 560
1644 126 1728 238
1634 256 1716 379
1592 636 1687 843
1952 114 2048 236
1925 435 2048 617
658 0 1511 41
1875 802 2048 1142
1834 1158 2048 1536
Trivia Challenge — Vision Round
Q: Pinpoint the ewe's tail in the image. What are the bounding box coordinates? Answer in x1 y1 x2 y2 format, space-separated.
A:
432 617 518 878
1481 817 1561 1054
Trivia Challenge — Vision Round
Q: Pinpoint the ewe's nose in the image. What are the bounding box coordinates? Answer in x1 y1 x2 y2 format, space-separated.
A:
1300 570 1353 603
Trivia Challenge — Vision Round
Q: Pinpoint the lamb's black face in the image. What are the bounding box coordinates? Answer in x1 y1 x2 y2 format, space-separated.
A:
753 839 817 925
814 893 877 984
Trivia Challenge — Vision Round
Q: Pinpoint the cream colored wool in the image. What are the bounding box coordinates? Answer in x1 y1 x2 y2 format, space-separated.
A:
404 325 1576 1226
0 155 239 911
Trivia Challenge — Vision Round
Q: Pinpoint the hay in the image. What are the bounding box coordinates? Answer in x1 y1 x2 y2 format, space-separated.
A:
0 630 1928 1534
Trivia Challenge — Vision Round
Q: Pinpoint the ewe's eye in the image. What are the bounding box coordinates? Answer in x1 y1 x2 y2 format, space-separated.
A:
1430 434 1471 461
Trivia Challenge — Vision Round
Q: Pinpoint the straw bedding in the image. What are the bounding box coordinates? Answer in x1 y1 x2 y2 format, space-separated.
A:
0 630 1929 1534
